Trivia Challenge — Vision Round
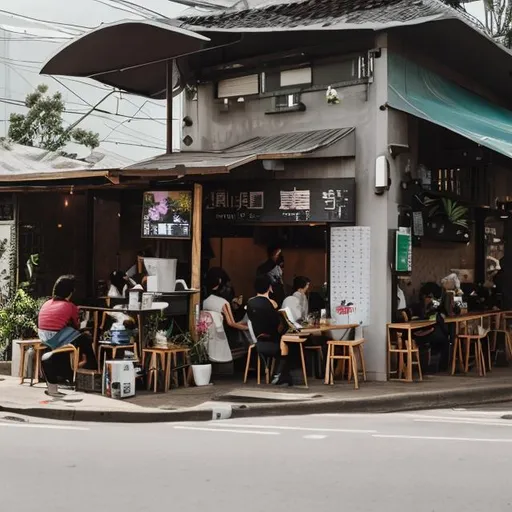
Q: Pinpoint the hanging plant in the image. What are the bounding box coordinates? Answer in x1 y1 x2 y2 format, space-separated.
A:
326 86 341 105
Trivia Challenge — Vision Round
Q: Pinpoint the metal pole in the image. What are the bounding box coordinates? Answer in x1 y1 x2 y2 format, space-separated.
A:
166 60 174 154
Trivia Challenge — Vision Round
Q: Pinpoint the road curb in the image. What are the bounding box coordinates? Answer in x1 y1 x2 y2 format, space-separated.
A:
2 383 512 423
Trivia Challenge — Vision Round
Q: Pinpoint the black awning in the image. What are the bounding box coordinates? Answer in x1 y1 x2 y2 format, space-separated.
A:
41 20 210 98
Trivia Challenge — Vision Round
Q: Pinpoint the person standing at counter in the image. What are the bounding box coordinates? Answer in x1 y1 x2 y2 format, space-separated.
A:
256 246 285 307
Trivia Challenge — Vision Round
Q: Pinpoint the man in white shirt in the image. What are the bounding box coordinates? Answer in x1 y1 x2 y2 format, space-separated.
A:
282 276 310 323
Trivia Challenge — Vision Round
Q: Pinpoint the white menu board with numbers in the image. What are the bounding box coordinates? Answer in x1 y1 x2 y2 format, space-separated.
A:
330 226 371 326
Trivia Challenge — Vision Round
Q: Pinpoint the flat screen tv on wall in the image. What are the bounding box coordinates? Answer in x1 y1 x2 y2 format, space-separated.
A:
141 190 192 239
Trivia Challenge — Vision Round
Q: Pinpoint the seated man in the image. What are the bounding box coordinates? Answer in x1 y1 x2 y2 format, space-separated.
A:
246 275 291 386
282 276 310 323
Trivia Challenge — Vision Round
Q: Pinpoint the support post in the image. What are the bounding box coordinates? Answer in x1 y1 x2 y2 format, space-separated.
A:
189 183 203 337
166 60 174 154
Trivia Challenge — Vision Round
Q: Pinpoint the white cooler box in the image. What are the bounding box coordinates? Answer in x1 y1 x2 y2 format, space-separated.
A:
102 360 136 399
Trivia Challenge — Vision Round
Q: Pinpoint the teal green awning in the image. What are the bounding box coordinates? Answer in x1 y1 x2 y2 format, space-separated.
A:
388 53 512 159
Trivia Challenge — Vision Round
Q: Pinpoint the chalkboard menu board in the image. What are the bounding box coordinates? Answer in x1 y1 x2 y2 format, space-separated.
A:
204 179 355 224
141 190 192 239
0 194 14 221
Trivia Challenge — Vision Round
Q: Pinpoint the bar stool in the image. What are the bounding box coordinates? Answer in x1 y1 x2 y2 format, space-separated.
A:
142 348 172 393
243 344 274 384
388 332 422 381
325 338 366 389
453 332 490 376
17 339 42 385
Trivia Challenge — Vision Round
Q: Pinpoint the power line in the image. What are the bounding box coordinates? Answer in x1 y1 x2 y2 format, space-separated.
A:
0 9 91 33
102 139 165 150
89 0 153 17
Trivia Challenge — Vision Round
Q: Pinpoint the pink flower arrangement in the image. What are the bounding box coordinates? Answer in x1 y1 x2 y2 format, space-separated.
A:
148 200 168 221
197 311 213 337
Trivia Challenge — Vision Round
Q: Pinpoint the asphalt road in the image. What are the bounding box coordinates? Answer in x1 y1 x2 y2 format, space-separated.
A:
1 407 512 512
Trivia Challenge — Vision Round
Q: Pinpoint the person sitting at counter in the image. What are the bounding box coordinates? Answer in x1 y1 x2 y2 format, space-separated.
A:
108 270 129 298
126 248 153 288
203 274 249 347
408 293 450 373
247 275 291 386
282 276 310 323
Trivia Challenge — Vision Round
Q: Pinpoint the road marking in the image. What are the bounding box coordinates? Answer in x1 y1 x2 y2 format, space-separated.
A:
303 434 327 440
174 426 279 436
0 422 89 431
413 418 512 427
373 434 512 444
209 423 377 434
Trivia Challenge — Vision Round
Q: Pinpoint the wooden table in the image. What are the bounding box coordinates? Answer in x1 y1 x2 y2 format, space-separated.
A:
387 311 508 382
79 303 169 359
387 321 434 382
299 323 359 335
281 323 360 388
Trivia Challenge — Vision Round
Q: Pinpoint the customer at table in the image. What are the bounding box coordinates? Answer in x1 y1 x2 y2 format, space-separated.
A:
203 274 249 348
256 246 285 307
39 275 98 397
108 270 129 298
282 276 310 323
409 294 450 373
247 275 291 386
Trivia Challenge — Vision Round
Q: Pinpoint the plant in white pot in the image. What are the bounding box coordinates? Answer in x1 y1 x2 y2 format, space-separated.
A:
189 315 212 386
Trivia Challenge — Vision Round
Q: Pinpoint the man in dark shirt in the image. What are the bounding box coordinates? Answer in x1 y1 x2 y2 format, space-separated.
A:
247 275 291 385
256 246 285 307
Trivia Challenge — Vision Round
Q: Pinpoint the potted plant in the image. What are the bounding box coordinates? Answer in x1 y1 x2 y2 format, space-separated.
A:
0 289 43 375
188 315 212 386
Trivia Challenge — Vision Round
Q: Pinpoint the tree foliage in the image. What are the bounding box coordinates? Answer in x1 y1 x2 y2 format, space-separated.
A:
8 84 100 152
483 0 512 47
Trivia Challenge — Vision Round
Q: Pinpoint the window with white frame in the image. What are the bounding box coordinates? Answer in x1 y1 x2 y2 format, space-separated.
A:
217 74 259 98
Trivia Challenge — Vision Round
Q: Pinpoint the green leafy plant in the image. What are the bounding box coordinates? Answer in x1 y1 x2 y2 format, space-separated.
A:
0 289 44 359
424 196 468 228
8 84 99 152
441 198 468 228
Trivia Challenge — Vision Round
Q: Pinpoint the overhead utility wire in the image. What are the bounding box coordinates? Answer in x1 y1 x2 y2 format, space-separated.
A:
0 9 91 33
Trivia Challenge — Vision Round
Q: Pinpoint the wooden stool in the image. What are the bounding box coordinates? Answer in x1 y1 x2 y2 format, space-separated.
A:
325 339 366 389
52 345 81 384
243 344 274 385
453 333 490 376
388 332 422 381
281 334 308 387
489 329 512 363
304 345 324 378
143 348 173 393
98 343 137 371
169 347 191 388
17 339 42 385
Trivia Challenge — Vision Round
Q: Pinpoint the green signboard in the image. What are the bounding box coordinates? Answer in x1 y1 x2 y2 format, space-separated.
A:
395 230 412 273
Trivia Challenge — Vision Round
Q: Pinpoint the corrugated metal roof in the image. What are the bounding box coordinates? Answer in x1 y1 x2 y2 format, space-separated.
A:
124 128 354 174
180 0 486 33
0 142 133 178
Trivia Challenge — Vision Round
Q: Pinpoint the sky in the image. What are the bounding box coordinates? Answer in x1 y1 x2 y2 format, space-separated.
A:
0 0 188 162
0 0 490 163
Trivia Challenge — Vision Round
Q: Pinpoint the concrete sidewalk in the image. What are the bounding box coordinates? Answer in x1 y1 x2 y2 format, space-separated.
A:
2 369 512 422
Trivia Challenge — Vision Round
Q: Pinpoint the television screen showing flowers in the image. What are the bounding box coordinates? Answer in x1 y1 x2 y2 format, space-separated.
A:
142 191 192 239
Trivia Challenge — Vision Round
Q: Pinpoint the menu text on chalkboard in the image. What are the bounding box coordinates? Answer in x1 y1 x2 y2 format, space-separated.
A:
204 179 355 224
